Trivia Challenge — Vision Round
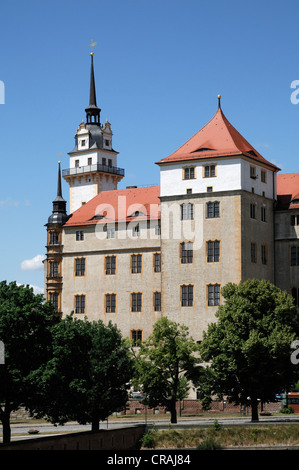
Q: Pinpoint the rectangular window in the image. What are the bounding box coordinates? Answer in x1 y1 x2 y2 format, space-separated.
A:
204 165 216 177
105 293 116 313
181 242 193 263
261 244 267 265
75 160 80 168
107 227 115 238
206 201 220 218
181 284 193 307
250 166 256 179
250 203 256 219
49 292 59 310
76 230 84 241
291 246 299 266
131 254 142 273
291 215 299 226
131 329 142 347
155 224 161 235
75 295 85 314
153 253 161 272
105 256 116 275
251 242 257 263
261 170 267 183
131 293 142 312
49 231 59 245
207 284 220 306
207 241 220 262
261 206 267 222
181 203 194 220
184 167 195 180
49 261 59 278
87 157 92 165
154 292 161 311
75 258 85 276
132 224 140 237
292 288 299 307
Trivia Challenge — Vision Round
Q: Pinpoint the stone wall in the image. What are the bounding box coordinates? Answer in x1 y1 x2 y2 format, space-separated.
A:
0 425 146 451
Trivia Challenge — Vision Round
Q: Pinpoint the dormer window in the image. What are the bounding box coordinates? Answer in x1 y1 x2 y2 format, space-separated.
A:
105 139 110 147
81 139 86 147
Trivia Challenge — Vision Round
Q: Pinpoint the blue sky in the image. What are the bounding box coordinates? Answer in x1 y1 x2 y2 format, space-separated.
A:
0 0 299 294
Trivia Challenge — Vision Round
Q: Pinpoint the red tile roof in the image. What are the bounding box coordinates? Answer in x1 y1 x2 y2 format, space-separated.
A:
156 108 279 171
64 185 160 227
277 173 299 210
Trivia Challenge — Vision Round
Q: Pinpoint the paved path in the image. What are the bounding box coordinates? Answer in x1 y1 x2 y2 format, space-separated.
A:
5 415 299 440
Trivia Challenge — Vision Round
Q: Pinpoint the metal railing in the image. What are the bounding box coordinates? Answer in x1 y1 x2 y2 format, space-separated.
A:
62 163 125 178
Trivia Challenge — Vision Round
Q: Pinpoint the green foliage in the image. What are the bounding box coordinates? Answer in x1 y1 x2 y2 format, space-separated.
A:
0 281 58 443
197 438 222 450
140 426 158 448
31 315 133 428
133 317 199 423
280 406 294 414
198 279 299 420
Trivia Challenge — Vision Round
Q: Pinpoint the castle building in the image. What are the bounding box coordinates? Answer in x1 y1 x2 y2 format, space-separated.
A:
45 54 299 344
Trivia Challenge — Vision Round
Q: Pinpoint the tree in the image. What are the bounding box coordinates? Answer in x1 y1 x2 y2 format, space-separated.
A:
0 281 58 443
133 317 199 423
31 315 133 431
198 279 299 421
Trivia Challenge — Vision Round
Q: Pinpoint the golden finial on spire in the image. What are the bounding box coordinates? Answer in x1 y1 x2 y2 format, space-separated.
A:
218 94 221 109
89 41 97 56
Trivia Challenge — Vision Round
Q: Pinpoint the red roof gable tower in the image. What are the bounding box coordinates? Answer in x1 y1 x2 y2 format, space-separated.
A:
155 97 280 339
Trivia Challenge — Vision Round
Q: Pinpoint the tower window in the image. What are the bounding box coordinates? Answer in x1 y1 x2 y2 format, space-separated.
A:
153 253 161 272
49 292 59 310
154 292 161 311
181 203 194 220
181 284 194 307
204 165 216 177
131 293 142 312
131 254 142 273
105 139 110 147
105 293 116 313
183 167 195 180
49 261 59 278
75 295 86 314
180 242 193 263
251 242 257 263
207 284 220 306
75 258 86 276
207 241 220 262
105 255 116 275
76 231 84 241
49 231 59 245
131 329 142 346
206 201 220 218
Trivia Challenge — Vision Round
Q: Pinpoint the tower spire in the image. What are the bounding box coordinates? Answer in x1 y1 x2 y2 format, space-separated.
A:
48 161 68 225
85 52 101 125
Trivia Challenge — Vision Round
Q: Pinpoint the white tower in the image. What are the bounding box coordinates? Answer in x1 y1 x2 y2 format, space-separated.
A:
62 53 124 213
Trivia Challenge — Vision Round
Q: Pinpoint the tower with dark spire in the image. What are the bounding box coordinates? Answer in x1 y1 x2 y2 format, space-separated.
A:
85 52 101 125
45 161 68 314
62 52 125 213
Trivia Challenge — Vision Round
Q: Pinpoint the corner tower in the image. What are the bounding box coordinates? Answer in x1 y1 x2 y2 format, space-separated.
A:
62 52 125 213
45 161 68 314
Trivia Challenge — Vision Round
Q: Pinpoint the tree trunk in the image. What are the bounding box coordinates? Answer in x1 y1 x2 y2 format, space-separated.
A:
251 397 259 422
91 417 100 432
170 399 177 424
1 408 11 444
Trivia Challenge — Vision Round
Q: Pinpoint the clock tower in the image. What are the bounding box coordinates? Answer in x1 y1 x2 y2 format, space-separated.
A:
62 53 125 213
